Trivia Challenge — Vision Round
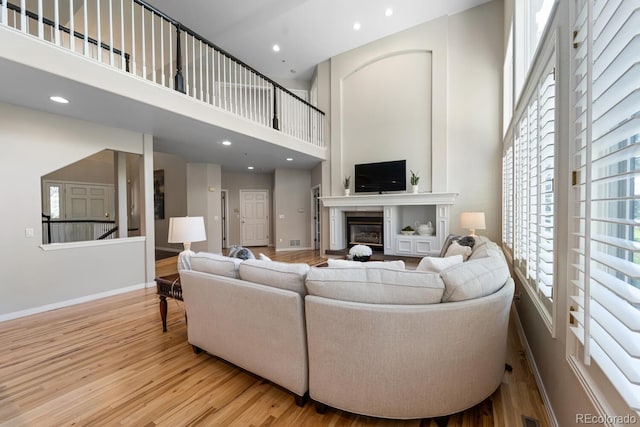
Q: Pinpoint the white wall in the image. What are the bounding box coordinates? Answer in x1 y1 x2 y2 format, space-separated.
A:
273 168 312 250
221 171 274 247
0 102 150 318
446 0 504 241
153 152 187 250
324 1 503 242
43 149 115 184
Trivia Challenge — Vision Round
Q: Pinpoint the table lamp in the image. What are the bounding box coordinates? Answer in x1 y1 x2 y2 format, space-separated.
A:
168 216 206 270
460 212 485 237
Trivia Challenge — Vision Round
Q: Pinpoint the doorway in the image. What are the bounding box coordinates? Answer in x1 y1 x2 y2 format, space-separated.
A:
240 190 269 246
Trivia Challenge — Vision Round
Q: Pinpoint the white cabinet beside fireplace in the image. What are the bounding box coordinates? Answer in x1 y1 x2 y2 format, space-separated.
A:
394 234 439 257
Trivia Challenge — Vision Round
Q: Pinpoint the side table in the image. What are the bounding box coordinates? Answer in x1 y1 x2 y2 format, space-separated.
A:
155 273 182 332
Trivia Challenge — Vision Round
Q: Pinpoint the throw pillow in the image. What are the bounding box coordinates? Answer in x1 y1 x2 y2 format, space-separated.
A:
445 241 472 260
228 245 256 260
439 234 476 257
416 255 463 273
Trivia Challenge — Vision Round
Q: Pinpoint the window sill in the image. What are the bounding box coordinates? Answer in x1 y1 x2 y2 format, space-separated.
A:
39 236 146 251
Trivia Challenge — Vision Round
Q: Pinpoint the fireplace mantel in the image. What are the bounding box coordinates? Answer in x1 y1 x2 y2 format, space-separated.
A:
320 192 458 256
320 192 458 208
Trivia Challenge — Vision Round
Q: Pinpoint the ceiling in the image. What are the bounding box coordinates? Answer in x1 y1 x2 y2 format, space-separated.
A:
146 0 491 82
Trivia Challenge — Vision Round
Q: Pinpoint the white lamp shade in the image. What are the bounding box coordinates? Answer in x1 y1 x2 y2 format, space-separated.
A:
460 212 486 230
168 216 207 244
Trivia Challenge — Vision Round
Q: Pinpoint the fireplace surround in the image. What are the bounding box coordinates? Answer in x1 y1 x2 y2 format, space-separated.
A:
345 212 383 250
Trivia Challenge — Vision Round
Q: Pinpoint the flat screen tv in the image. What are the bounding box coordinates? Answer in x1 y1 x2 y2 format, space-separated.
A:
355 160 406 193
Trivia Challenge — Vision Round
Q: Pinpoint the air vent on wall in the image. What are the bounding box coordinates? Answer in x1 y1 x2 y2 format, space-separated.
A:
289 240 301 247
522 416 541 427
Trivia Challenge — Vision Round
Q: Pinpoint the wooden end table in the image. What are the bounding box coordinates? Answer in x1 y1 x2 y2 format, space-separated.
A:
155 273 182 332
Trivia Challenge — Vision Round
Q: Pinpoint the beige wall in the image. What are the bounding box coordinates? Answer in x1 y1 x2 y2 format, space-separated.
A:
221 171 274 247
43 149 115 185
0 102 150 318
274 169 312 250
323 1 503 242
153 152 187 250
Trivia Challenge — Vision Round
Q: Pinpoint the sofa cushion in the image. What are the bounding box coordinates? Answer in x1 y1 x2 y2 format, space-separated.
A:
439 255 510 302
305 267 444 304
239 259 310 295
416 255 463 273
190 252 243 278
327 259 405 270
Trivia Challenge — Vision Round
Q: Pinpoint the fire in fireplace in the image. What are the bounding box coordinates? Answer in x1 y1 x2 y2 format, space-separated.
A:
345 212 383 250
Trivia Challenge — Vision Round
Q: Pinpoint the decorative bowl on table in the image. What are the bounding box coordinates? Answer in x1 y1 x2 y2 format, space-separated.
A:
352 255 371 262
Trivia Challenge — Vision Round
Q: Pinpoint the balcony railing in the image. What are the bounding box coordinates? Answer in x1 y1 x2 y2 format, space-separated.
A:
0 0 325 148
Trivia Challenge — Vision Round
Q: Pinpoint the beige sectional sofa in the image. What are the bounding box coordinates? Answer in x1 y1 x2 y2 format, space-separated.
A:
178 239 514 421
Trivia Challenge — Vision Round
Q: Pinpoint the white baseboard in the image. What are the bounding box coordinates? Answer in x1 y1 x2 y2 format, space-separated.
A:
511 304 559 427
0 282 152 323
275 246 314 252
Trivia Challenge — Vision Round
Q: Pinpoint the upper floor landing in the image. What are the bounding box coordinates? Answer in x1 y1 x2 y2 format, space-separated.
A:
0 0 327 169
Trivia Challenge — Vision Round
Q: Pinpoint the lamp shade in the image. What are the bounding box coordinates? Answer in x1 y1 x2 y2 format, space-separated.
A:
168 216 206 243
460 212 486 230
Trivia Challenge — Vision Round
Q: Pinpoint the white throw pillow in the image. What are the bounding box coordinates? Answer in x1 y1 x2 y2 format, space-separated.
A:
259 253 272 261
416 255 463 273
445 241 472 260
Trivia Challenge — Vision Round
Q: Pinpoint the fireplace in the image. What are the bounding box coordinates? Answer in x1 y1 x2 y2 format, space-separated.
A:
345 211 383 251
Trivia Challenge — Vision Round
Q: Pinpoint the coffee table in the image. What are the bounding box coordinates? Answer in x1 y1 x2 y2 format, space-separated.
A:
155 273 182 332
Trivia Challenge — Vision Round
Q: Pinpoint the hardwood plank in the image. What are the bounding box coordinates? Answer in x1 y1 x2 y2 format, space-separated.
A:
0 255 551 426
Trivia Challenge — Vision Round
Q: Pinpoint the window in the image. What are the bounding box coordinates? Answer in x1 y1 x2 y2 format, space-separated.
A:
504 25 514 136
504 41 556 325
514 0 557 100
502 146 514 250
569 0 640 415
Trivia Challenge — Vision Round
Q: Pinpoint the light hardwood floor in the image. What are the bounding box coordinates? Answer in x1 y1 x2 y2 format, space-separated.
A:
0 249 550 426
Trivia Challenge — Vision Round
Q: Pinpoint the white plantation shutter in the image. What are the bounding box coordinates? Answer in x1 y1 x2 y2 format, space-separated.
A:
503 146 514 249
570 0 640 414
511 51 556 318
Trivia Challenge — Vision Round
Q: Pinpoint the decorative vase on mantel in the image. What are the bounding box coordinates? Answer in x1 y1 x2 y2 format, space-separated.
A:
344 188 351 196
411 185 419 194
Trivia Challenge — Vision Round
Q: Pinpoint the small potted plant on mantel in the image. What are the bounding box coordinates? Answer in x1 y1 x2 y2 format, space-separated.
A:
344 176 351 196
410 170 420 193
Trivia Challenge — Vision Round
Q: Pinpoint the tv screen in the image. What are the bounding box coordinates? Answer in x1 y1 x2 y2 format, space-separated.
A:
355 160 406 193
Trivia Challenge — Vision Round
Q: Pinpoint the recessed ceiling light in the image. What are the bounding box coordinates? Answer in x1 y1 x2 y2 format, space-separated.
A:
248 166 254 170
50 95 69 104
222 140 232 146
385 8 393 17
286 158 293 161
353 22 361 31
272 44 280 52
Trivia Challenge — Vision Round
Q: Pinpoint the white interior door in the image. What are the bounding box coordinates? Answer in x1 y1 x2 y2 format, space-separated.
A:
65 183 114 220
240 190 269 246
